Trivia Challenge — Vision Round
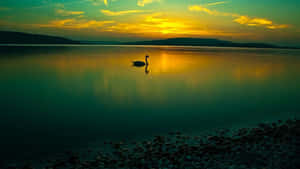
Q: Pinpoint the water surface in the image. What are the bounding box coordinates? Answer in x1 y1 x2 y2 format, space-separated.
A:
0 45 300 164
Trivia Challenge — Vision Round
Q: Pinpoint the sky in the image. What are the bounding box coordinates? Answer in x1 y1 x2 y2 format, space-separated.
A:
0 0 299 45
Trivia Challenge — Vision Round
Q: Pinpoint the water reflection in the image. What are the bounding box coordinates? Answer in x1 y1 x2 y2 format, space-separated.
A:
145 64 150 74
1 46 300 104
0 46 300 163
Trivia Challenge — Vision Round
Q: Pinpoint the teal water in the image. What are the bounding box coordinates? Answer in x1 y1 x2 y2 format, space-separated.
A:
0 45 300 164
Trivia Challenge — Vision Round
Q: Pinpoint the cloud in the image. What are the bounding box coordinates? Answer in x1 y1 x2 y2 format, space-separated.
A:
54 3 85 17
206 1 227 6
36 19 115 29
188 5 234 16
2 11 248 39
103 0 108 6
89 0 119 6
56 9 85 16
234 16 289 29
89 0 109 6
137 0 160 7
102 13 243 37
234 16 272 25
101 9 145 16
189 5 289 29
266 25 289 29
189 5 221 16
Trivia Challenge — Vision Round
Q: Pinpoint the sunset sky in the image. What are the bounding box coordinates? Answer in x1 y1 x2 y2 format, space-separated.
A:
0 0 299 45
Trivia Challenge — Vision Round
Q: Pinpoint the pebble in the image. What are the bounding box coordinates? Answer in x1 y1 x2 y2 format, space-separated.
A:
8 119 299 169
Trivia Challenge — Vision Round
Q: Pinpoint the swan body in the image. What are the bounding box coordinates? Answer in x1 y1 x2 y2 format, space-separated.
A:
133 55 149 67
133 61 146 67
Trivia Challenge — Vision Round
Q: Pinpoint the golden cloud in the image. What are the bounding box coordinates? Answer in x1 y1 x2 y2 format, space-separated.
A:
104 0 108 6
188 5 233 16
189 5 289 30
101 9 145 16
36 19 115 29
206 1 227 6
28 12 248 38
56 9 85 16
267 25 289 29
234 16 289 29
103 13 243 37
189 5 217 15
89 0 109 6
137 0 160 7
234 16 272 25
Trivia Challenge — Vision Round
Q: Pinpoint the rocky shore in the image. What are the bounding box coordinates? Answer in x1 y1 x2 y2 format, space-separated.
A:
6 119 300 169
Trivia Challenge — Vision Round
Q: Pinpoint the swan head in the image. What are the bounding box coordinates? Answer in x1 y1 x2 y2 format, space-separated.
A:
145 55 149 59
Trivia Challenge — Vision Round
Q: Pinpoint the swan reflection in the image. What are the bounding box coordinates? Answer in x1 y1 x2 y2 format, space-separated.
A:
145 64 150 74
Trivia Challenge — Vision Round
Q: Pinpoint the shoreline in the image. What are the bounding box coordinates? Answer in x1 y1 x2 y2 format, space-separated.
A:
0 44 299 50
5 118 299 169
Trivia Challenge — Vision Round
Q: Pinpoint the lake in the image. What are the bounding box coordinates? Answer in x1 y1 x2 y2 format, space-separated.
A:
0 45 300 165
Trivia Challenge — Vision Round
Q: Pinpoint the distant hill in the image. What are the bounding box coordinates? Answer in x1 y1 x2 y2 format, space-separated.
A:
124 38 287 49
80 41 121 45
0 31 78 44
0 31 298 49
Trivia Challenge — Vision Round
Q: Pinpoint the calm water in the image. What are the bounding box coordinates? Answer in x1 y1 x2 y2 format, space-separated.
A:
0 45 300 164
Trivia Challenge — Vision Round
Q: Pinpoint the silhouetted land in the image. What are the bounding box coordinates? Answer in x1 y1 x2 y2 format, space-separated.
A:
85 38 299 49
80 41 121 45
0 31 299 49
124 38 299 49
0 31 78 44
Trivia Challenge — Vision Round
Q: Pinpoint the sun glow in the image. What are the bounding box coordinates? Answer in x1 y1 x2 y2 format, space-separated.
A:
0 0 298 44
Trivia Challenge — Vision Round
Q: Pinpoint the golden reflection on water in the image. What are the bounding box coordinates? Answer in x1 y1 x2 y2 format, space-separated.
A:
1 46 299 104
234 63 285 81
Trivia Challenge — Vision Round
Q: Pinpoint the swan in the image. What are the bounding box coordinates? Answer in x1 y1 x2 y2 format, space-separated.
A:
133 55 149 67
